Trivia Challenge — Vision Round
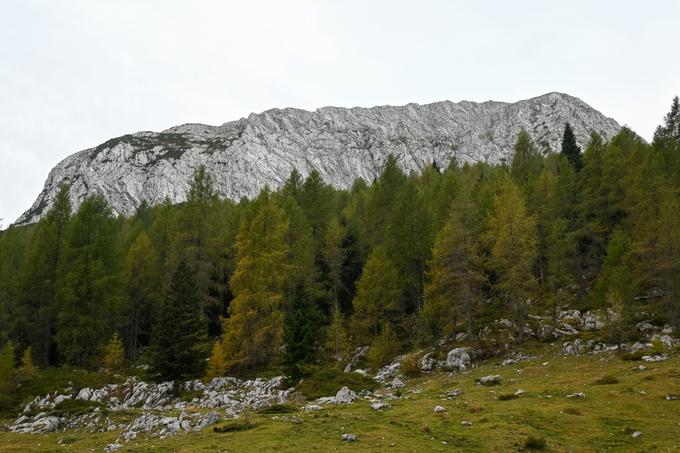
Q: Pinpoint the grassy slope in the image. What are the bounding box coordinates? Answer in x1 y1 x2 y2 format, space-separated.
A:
1 343 679 452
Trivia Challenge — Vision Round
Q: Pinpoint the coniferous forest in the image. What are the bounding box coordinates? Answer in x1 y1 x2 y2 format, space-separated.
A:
1 96 679 404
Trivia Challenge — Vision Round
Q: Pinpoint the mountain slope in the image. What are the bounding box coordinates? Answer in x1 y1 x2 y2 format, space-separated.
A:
17 92 621 224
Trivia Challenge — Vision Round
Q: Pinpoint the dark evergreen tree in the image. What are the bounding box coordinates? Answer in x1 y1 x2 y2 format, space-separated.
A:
653 95 680 145
54 195 123 366
18 185 71 365
561 122 582 172
283 286 318 380
150 259 208 382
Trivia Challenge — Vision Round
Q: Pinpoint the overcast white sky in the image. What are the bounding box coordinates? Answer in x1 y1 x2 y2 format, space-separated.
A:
1 0 679 227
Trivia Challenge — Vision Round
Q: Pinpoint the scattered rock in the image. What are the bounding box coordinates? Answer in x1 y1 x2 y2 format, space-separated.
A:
304 404 322 411
193 412 220 432
419 352 437 371
631 431 642 438
445 389 463 398
335 386 357 404
566 392 586 398
342 433 357 442
104 444 122 452
562 339 584 356
666 394 678 401
514 389 525 395
390 377 405 389
636 321 655 334
642 354 667 362
461 420 472 426
371 401 390 410
478 375 502 386
433 405 447 413
375 361 400 382
11 414 62 433
446 348 471 371
502 352 535 366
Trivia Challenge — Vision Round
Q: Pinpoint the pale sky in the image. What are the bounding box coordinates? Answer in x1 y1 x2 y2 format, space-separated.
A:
1 0 679 227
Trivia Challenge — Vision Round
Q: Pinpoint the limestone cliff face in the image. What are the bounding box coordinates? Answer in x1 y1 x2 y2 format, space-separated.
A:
17 92 621 224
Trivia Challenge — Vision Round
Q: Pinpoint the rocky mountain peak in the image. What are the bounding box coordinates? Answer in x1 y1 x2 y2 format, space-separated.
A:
16 93 621 225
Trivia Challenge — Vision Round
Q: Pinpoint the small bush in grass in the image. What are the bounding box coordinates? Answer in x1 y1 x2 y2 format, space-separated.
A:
498 393 519 401
563 407 582 415
295 367 378 400
400 355 421 378
57 435 79 445
213 420 258 433
468 402 484 413
178 388 203 402
420 424 431 433
51 399 104 418
258 403 297 414
524 435 546 450
595 375 619 385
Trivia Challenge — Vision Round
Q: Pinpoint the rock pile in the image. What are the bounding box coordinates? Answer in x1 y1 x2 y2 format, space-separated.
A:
11 375 291 436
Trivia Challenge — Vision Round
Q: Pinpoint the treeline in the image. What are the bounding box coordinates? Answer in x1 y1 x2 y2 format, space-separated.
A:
0 97 679 382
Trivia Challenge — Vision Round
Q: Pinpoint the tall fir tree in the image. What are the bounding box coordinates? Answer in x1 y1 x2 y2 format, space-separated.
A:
561 122 582 172
150 259 208 381
384 179 432 313
55 195 123 366
283 286 319 380
17 184 71 365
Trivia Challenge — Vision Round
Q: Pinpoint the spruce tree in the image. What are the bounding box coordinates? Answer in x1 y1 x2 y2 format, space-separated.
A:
384 179 432 313
55 195 123 366
561 122 582 172
174 166 221 331
653 95 680 145
283 286 318 380
150 259 208 382
299 170 334 242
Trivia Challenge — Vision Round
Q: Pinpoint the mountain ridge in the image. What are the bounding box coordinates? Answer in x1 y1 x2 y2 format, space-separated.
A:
16 92 622 225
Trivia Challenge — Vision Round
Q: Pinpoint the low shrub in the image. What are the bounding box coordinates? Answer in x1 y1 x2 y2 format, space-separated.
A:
213 420 258 433
51 399 104 418
468 402 484 413
498 393 519 401
595 375 619 385
524 435 546 450
295 368 378 400
562 407 582 415
257 403 297 414
400 355 422 378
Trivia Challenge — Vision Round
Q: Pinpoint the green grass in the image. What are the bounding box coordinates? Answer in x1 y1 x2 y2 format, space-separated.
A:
0 343 679 452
